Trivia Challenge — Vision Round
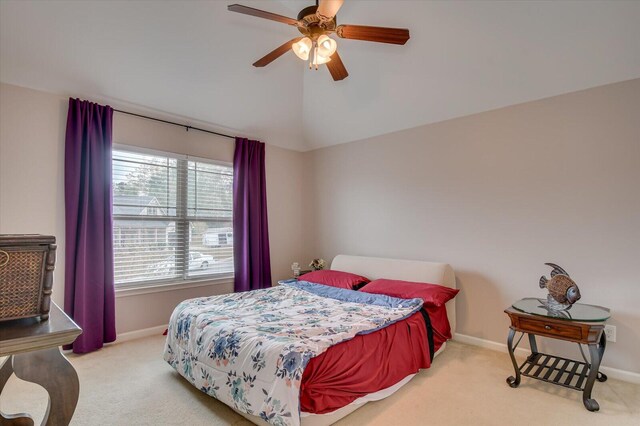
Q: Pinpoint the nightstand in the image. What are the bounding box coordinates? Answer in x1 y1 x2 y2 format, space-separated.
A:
292 270 312 279
504 298 610 412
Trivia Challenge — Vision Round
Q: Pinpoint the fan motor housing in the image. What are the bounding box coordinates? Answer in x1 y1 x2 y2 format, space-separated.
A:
297 5 336 35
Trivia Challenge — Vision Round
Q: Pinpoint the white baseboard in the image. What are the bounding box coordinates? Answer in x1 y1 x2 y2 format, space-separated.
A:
598 364 640 385
116 324 168 344
453 333 640 385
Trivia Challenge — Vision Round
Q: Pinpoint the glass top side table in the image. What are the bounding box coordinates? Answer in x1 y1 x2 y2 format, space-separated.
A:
512 297 611 322
504 298 610 412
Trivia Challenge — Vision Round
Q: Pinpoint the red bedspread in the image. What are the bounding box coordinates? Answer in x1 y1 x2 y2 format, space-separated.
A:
300 306 451 414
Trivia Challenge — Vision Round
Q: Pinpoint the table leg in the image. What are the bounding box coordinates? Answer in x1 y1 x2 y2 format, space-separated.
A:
11 348 79 426
596 332 608 383
583 332 606 412
506 328 521 388
0 356 14 392
528 333 538 355
0 356 35 426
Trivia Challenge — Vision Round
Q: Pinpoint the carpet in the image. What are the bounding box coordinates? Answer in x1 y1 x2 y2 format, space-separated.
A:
1 336 638 425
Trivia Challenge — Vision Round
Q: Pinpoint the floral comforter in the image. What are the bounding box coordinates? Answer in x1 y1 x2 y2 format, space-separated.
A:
163 280 423 426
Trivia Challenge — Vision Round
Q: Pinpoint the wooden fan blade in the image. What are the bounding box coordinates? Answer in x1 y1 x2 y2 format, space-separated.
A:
326 51 348 81
228 4 299 26
336 25 410 45
317 0 344 21
253 38 302 67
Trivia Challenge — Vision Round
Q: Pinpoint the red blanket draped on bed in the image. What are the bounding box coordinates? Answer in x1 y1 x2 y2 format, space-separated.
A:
300 306 450 414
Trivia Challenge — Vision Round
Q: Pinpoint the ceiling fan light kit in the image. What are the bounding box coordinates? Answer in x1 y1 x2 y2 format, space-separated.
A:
292 35 336 69
228 0 410 81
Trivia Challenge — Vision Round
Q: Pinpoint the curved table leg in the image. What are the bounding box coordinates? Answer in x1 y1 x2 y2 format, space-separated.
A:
11 348 79 426
0 356 14 391
583 332 606 412
1 356 35 426
596 333 608 383
528 333 538 356
506 328 521 388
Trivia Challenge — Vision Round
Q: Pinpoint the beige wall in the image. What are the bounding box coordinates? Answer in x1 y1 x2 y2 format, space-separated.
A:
0 83 68 306
304 79 640 373
3 79 638 374
0 82 309 334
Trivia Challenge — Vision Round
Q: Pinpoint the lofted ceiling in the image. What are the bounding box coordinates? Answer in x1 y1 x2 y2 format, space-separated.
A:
1 1 639 151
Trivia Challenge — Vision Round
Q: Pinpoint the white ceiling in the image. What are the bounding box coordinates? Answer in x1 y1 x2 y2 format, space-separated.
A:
2 1 640 151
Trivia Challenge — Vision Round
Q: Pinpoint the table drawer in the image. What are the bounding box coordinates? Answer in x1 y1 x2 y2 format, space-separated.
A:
518 317 583 340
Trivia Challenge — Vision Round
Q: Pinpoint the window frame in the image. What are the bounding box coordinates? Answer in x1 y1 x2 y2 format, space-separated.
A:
112 144 234 291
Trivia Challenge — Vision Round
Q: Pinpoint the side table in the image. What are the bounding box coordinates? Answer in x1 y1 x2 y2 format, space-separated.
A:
293 270 312 279
505 298 610 412
0 302 82 425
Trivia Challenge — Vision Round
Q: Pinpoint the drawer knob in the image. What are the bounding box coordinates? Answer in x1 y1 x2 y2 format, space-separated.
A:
544 325 552 330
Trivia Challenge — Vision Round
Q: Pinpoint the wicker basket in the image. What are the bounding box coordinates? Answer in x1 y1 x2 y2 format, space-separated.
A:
0 234 56 321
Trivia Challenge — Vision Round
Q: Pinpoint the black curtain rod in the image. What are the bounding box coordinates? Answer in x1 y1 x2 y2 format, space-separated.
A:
113 109 235 140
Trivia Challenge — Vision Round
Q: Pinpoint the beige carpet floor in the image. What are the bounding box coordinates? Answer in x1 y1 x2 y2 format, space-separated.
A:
1 336 638 425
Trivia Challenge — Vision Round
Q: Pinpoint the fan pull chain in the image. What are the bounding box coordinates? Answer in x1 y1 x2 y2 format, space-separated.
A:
309 41 320 71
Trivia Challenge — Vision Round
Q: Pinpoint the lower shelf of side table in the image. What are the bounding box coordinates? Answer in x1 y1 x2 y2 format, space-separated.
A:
517 352 607 391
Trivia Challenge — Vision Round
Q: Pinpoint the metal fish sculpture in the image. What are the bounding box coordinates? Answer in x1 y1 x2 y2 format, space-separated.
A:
539 263 581 311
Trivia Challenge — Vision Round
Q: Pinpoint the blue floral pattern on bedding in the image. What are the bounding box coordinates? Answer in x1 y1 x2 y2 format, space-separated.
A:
163 280 423 426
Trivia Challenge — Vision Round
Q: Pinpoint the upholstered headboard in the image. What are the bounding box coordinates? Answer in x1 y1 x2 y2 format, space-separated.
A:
331 255 457 334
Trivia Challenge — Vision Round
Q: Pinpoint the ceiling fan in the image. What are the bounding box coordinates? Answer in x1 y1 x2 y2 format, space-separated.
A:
228 0 410 81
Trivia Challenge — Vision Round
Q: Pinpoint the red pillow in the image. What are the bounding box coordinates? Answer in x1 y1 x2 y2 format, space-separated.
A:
359 279 459 307
298 270 370 290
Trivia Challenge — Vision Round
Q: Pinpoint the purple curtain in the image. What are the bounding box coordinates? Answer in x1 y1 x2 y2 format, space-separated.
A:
64 98 116 353
233 138 272 292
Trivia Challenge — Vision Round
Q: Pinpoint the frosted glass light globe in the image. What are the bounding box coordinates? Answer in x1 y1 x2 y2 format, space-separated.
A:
317 35 337 57
292 37 312 60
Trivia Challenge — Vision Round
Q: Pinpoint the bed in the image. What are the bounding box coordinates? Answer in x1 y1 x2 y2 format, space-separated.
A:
164 255 456 426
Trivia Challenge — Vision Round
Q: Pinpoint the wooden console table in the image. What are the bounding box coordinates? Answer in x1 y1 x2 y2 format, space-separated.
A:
0 302 82 425
505 298 610 412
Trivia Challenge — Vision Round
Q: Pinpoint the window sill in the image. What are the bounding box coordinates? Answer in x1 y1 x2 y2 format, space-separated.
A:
115 275 234 298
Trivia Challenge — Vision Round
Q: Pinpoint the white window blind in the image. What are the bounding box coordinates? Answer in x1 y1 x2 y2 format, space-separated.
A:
112 147 233 286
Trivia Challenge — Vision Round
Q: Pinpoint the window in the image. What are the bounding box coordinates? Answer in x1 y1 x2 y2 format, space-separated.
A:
112 147 233 287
